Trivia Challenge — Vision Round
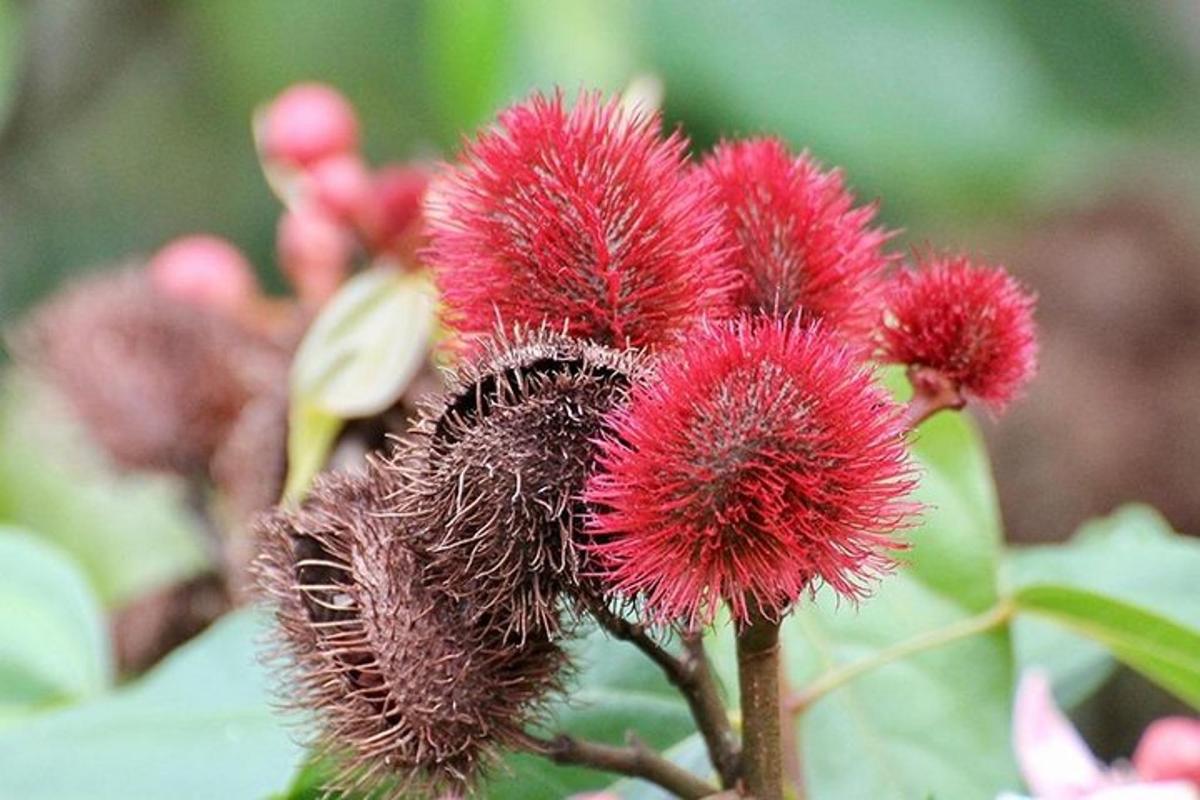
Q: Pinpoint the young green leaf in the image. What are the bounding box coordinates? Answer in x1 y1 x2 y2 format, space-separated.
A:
283 267 436 499
290 267 435 419
1007 505 1200 707
1014 584 1200 710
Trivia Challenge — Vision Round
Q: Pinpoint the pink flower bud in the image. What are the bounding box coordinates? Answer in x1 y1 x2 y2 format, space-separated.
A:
305 153 373 224
148 235 258 314
277 206 353 306
1134 718 1200 786
360 163 431 262
262 83 359 167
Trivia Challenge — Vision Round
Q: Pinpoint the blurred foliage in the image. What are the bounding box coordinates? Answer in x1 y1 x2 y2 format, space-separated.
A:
0 528 111 729
0 374 208 606
0 608 303 800
3 0 1200 335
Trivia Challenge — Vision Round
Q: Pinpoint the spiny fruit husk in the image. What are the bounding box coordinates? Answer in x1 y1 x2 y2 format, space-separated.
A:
387 326 651 640
254 463 564 797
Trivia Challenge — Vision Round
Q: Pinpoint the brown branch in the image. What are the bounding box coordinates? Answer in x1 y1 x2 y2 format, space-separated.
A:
586 599 741 787
522 731 718 800
737 609 783 800
903 366 965 431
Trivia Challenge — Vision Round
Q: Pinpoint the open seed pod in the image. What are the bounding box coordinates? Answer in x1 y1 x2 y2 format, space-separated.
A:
388 327 652 639
11 267 285 475
255 464 564 797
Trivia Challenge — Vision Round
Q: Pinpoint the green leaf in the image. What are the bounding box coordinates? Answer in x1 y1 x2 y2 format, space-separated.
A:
907 410 1005 612
787 576 1018 800
1014 584 1200 710
284 268 435 499
0 528 111 727
0 608 305 800
0 375 209 606
282 400 342 504
291 268 435 419
1009 505 1200 623
1007 505 1200 706
778 401 1017 798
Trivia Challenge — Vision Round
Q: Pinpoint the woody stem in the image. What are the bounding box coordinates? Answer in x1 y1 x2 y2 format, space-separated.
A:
521 731 718 799
586 599 741 788
903 365 964 430
737 608 783 800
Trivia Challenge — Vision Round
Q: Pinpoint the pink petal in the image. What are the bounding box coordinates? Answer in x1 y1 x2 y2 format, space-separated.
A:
1013 669 1107 797
1134 718 1200 785
1087 781 1200 799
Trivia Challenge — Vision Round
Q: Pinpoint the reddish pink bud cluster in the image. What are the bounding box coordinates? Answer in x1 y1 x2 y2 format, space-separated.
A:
261 82 359 167
425 89 1040 627
259 82 432 307
694 137 896 339
247 86 1046 793
426 91 739 349
878 254 1038 411
586 318 917 624
148 235 259 315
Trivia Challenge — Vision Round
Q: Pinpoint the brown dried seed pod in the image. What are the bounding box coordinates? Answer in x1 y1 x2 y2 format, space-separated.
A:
10 268 285 475
211 388 290 601
254 464 563 797
212 388 290 524
389 327 652 638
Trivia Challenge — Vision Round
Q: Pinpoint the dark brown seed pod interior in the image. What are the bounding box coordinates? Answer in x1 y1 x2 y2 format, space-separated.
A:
388 326 651 640
253 464 563 797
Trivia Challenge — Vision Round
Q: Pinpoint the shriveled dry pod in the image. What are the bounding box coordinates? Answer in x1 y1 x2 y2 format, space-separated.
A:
11 268 285 474
254 465 563 796
389 327 651 638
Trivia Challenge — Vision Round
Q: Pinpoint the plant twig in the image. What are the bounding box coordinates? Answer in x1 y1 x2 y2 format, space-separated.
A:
737 608 783 800
786 600 1014 714
521 731 718 799
586 599 741 787
903 365 965 430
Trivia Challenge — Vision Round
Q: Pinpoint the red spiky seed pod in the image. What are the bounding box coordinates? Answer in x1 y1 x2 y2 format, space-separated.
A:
425 91 739 350
254 466 564 797
877 254 1038 412
694 137 896 338
390 327 651 638
11 268 284 474
586 317 918 626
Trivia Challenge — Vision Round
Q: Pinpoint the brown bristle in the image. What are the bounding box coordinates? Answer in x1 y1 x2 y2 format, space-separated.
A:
387 326 651 638
252 463 564 797
10 268 285 475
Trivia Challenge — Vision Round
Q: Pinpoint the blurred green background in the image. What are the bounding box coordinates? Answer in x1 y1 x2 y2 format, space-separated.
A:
3 0 1200 544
